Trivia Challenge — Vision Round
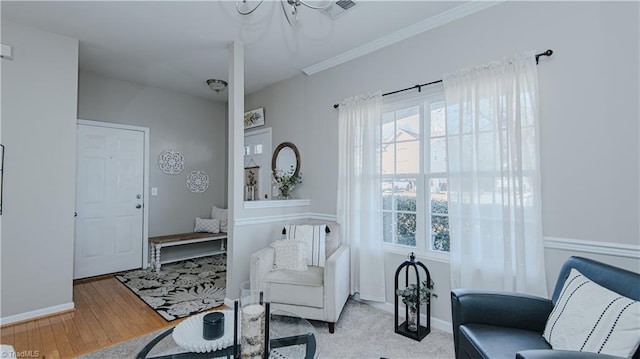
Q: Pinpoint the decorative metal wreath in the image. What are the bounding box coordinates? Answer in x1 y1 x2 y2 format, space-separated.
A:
186 170 209 193
158 150 185 175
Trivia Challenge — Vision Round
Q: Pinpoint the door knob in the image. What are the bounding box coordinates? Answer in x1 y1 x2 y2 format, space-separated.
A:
136 204 142 209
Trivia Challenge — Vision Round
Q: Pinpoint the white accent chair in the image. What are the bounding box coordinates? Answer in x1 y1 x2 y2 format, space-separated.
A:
250 222 350 333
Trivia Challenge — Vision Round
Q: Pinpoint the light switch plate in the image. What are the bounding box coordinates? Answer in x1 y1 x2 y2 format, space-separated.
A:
151 187 158 196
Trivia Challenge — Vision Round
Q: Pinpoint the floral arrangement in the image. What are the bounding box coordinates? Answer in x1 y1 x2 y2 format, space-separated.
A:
273 166 302 199
396 278 437 307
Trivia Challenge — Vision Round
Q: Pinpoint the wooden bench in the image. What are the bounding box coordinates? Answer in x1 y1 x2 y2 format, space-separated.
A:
149 232 227 272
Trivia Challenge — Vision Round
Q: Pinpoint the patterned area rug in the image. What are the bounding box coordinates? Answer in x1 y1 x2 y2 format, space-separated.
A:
115 254 226 321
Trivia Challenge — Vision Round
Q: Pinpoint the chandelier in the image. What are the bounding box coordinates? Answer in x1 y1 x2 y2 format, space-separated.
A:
236 0 333 27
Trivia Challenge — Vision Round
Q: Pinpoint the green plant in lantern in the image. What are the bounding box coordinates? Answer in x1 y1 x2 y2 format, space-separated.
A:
396 278 437 306
396 278 437 332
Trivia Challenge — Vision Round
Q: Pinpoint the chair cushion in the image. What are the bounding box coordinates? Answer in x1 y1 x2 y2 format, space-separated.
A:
263 266 324 308
543 268 640 358
460 324 551 359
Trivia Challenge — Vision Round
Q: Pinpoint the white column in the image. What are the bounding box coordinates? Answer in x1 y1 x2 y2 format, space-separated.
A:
227 41 245 300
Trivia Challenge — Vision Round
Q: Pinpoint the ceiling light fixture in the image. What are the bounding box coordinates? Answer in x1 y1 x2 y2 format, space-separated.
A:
236 0 333 27
206 79 228 93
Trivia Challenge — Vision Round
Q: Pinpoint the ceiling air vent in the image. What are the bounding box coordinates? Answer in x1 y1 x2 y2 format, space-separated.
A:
321 0 356 20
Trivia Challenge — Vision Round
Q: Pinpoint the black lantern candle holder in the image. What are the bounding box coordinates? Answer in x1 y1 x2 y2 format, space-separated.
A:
394 252 431 341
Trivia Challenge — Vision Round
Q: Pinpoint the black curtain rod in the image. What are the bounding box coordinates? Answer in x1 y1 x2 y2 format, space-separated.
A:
333 49 553 109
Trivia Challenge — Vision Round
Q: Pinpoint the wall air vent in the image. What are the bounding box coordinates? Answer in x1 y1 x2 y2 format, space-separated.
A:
321 0 356 20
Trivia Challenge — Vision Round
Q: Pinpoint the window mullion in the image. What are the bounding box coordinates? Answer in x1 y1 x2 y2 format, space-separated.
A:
382 94 449 257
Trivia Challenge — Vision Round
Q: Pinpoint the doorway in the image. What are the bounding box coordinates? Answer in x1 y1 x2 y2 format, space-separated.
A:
74 120 149 279
244 128 272 200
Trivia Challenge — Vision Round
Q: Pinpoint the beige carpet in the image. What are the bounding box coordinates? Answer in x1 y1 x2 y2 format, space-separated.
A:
77 299 455 358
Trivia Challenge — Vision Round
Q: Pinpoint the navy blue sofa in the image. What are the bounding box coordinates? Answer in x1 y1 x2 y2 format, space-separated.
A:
451 256 640 359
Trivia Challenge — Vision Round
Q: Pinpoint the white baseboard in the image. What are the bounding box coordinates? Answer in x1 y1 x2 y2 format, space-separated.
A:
356 298 452 334
0 302 75 326
224 297 236 308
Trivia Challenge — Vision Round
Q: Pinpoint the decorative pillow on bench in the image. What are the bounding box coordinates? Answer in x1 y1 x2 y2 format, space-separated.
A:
194 217 220 234
543 268 640 358
211 206 228 232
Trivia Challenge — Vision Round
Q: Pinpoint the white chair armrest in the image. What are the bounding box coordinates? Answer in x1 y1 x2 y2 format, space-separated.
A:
250 247 274 284
324 245 350 322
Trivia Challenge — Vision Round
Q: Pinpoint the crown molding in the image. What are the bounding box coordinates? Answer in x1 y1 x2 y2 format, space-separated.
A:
302 1 505 76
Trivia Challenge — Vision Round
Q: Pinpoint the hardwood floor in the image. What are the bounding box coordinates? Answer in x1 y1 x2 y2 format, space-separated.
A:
1 275 217 358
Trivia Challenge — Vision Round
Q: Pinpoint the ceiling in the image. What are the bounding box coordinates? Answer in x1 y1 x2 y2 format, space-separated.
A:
2 1 475 102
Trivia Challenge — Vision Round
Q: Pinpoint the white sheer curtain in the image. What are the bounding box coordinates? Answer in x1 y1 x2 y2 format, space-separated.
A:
444 51 548 297
336 91 386 302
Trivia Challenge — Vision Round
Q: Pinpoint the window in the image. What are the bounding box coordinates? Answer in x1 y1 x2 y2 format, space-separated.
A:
381 91 449 255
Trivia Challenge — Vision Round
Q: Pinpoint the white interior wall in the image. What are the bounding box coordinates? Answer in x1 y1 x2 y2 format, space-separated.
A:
78 71 228 237
245 1 640 327
2 0 638 328
1 22 78 321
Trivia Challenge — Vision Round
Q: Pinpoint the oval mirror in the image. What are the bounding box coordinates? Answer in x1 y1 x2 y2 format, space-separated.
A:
272 142 300 178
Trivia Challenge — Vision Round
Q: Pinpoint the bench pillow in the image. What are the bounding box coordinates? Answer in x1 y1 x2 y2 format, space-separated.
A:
194 217 220 234
543 268 640 358
211 206 228 233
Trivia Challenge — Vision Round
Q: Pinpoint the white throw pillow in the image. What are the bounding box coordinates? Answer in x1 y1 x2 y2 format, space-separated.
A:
285 224 327 267
543 268 640 357
194 217 220 234
271 240 308 272
211 206 228 232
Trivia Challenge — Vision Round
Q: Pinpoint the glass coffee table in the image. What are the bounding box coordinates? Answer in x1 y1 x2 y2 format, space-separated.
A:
136 310 317 359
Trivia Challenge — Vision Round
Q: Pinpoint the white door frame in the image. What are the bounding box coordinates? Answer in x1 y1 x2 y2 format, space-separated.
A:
76 119 151 269
244 127 272 200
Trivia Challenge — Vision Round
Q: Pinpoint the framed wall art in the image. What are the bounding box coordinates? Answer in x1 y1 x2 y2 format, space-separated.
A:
244 166 259 201
244 108 265 130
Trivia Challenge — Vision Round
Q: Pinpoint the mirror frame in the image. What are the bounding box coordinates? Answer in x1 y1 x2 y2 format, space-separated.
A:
272 142 300 178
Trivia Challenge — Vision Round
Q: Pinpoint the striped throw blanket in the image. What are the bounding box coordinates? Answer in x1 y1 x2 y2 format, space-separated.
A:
285 224 327 267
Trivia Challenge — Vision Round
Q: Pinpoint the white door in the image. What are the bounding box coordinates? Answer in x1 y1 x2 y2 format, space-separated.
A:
75 123 145 279
244 128 272 200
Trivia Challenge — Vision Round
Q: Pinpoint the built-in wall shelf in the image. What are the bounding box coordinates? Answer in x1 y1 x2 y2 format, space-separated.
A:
244 199 311 209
